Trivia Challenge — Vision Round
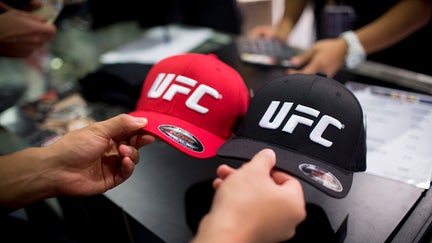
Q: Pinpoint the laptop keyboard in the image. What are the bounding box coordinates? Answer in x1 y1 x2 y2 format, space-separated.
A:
235 36 296 68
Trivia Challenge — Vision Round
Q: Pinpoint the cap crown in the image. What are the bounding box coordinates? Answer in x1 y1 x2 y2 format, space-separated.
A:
237 74 366 172
132 53 250 158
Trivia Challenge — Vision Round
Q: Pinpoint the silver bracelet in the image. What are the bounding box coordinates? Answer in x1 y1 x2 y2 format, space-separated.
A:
340 30 366 69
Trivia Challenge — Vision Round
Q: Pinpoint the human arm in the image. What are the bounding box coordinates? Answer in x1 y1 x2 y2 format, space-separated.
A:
191 149 306 243
0 1 56 57
287 0 432 77
0 0 42 11
355 0 432 55
0 114 155 211
248 0 309 41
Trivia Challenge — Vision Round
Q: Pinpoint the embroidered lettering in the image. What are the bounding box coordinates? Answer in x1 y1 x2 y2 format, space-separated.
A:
147 73 221 114
259 101 344 147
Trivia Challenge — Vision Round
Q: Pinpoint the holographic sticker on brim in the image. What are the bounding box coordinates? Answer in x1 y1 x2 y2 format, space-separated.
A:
299 163 343 192
158 125 204 152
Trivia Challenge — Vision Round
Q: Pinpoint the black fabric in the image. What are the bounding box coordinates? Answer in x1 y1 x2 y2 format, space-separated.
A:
86 0 242 34
179 0 243 34
1 195 164 243
0 214 77 243
78 63 151 110
86 0 180 29
288 204 343 243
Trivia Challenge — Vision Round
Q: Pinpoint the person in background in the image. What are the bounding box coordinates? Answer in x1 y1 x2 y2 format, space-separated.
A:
249 0 432 77
0 114 306 242
0 0 56 57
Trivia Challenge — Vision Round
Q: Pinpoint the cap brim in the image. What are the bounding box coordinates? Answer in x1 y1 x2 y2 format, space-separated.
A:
217 136 353 198
130 110 225 159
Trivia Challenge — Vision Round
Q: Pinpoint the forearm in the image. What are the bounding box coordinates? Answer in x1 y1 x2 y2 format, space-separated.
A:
191 213 257 243
356 0 432 54
0 147 56 210
276 0 310 40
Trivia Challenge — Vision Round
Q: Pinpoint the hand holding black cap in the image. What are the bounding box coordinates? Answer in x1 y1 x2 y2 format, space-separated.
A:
217 73 367 198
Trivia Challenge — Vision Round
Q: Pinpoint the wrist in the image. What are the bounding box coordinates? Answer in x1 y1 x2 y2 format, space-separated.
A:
192 213 257 243
340 30 366 69
29 147 58 198
0 147 56 209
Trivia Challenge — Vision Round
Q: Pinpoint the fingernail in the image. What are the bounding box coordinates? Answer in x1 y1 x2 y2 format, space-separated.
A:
262 148 275 157
133 117 147 124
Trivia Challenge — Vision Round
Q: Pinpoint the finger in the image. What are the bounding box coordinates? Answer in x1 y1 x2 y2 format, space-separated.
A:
287 60 319 76
212 178 223 189
40 24 57 40
242 149 276 176
114 157 135 186
14 13 57 37
271 169 296 185
272 170 304 195
216 164 235 180
291 49 326 75
248 27 265 38
118 144 139 165
286 57 309 75
296 64 319 75
286 68 301 75
97 114 149 141
290 48 314 67
129 134 156 149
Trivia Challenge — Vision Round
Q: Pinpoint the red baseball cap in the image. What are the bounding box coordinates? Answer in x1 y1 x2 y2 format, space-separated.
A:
130 53 250 158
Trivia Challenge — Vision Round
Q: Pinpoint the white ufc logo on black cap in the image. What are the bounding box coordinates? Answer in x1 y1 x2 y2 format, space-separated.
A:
217 73 367 199
259 101 344 147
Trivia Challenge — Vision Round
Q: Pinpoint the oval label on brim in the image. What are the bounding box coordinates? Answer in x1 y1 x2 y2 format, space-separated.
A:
159 125 204 152
299 163 343 192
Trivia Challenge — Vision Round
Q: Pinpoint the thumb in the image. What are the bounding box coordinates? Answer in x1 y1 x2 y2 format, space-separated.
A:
290 49 313 68
244 149 277 176
97 114 148 141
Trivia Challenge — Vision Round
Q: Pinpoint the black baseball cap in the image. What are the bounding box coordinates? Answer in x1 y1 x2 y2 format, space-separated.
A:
217 74 367 198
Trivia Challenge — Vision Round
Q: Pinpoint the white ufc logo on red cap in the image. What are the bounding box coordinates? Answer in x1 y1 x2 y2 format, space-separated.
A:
147 73 222 114
259 101 344 147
